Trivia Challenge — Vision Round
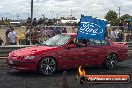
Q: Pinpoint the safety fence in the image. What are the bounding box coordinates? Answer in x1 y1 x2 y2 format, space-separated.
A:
1 25 132 45
107 26 132 42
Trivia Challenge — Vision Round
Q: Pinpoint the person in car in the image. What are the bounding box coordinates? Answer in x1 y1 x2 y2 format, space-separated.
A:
76 39 86 47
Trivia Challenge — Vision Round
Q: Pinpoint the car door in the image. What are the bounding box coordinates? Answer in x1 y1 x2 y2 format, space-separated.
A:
84 39 109 65
61 47 83 68
61 39 89 68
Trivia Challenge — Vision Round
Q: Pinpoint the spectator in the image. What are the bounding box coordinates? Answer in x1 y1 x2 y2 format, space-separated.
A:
71 26 76 33
56 27 61 34
43 28 48 41
8 27 17 45
47 19 53 26
5 27 11 45
117 30 124 42
25 26 33 45
31 28 39 45
26 17 32 31
0 36 4 46
26 17 32 25
32 18 38 26
38 18 43 25
129 33 132 41
49 28 53 37
110 29 117 42
52 27 57 36
47 28 51 38
62 27 67 33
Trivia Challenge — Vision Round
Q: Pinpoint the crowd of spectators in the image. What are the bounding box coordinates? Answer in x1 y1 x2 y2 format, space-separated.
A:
25 26 68 45
24 17 75 45
0 17 76 46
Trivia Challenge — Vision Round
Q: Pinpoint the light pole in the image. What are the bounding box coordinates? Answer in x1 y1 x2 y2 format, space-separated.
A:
56 13 59 19
71 9 73 17
118 7 121 18
50 11 54 19
31 0 33 20
17 14 19 21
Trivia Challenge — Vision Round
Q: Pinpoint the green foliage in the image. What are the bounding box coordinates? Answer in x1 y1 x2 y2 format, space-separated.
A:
105 10 118 26
105 10 132 25
105 10 118 21
119 14 131 21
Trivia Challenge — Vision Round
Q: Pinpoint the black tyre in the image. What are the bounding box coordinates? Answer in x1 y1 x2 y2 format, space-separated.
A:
104 53 118 69
38 57 56 75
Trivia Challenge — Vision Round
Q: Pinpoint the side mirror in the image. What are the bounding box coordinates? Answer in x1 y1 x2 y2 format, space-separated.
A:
67 44 76 49
69 44 76 48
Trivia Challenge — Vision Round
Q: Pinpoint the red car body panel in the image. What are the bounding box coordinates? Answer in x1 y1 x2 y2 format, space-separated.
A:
7 33 128 71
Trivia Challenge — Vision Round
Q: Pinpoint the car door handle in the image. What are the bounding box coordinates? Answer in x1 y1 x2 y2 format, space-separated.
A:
82 50 87 52
103 49 107 51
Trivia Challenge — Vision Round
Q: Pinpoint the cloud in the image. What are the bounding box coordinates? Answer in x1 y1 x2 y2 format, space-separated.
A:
0 0 132 19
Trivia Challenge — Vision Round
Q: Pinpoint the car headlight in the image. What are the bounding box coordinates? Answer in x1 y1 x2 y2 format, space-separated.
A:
25 56 36 60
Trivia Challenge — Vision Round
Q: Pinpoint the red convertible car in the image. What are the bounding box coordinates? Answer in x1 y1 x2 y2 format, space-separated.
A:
7 33 128 75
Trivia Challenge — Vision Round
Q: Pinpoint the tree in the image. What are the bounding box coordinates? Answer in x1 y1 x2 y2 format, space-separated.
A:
119 14 131 21
105 10 118 26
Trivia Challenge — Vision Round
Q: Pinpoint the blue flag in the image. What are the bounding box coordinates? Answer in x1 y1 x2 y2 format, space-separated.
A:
77 16 106 40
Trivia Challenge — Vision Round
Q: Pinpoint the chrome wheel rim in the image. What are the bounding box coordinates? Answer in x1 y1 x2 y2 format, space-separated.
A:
106 53 118 68
40 57 56 75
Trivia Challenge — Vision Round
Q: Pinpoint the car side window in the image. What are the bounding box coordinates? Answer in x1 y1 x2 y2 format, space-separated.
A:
69 37 88 48
91 40 102 46
101 40 109 46
69 38 109 47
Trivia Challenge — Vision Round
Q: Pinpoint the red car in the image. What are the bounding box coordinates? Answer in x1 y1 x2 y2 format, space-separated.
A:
7 33 128 75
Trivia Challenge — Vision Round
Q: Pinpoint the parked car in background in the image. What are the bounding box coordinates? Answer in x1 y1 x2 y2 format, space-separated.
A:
7 33 128 75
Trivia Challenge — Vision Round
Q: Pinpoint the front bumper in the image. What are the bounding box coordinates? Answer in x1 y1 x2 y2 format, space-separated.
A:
7 59 38 71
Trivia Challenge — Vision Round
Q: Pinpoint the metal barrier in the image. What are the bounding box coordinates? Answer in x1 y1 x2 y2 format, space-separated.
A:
107 26 132 42
0 45 34 57
0 42 132 57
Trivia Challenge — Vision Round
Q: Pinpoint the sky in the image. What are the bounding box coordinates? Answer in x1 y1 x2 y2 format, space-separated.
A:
0 0 132 20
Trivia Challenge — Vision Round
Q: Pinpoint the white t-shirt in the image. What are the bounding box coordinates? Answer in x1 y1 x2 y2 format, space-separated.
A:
111 31 117 38
8 31 17 43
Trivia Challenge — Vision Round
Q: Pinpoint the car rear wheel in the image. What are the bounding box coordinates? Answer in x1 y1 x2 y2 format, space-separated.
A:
104 53 118 69
38 57 56 75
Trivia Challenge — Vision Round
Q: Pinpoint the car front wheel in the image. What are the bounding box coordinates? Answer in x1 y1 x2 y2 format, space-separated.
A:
104 53 118 69
38 57 56 75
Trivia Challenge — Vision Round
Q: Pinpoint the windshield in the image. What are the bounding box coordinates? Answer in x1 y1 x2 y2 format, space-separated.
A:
43 34 71 46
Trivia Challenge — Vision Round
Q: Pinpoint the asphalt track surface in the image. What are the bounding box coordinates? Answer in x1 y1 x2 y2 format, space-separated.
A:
0 58 132 88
